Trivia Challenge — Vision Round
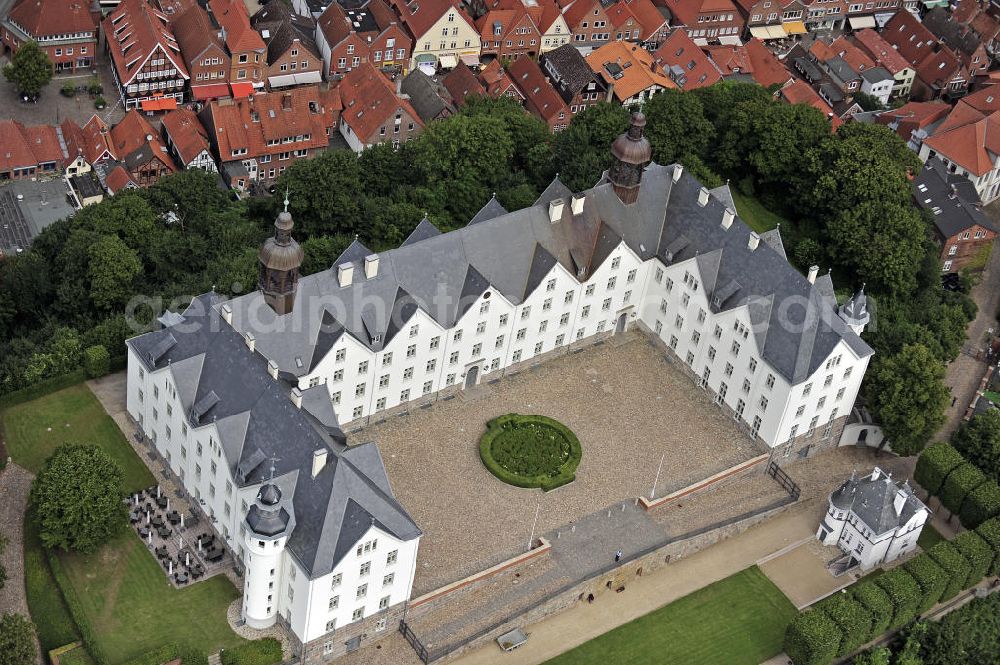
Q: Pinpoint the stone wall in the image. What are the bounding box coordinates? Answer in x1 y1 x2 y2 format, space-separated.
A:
300 602 407 663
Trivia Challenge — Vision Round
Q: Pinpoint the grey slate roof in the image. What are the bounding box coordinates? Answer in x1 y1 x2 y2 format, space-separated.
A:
127 293 420 578
468 194 508 225
402 217 442 246
400 70 456 123
830 468 927 536
0 179 76 255
861 66 893 84
541 44 603 105
914 157 997 239
224 163 871 386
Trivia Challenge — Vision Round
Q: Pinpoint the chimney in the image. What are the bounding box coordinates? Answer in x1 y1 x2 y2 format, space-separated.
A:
697 187 710 207
290 387 303 408
721 208 734 229
672 164 683 182
244 332 255 352
807 265 819 284
267 359 279 380
548 198 564 223
748 232 760 251
312 448 328 478
221 303 233 324
337 263 354 288
364 254 379 279
282 93 292 110
571 194 585 215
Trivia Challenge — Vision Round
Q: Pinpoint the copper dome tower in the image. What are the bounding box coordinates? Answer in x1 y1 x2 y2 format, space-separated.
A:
609 111 652 205
258 194 304 315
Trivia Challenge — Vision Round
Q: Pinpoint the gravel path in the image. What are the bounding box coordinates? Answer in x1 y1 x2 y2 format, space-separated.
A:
0 463 43 665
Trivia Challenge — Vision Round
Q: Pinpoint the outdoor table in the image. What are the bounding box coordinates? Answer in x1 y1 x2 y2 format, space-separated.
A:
175 573 189 584
138 527 150 538
167 512 181 525
129 511 140 523
155 547 167 558
157 526 172 538
151 515 165 527
156 496 168 508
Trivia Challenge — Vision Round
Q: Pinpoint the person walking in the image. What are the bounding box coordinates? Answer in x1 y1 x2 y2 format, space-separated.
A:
614 549 622 562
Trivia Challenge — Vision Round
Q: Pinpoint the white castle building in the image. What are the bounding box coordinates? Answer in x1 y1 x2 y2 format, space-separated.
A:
817 467 929 571
126 113 873 661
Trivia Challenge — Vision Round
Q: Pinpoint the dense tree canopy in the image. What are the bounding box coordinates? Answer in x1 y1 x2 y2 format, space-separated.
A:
31 444 128 553
0 613 36 665
2 40 52 96
952 410 1000 483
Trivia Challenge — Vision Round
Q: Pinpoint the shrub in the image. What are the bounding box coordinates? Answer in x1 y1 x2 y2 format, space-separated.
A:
952 531 992 589
784 609 842 665
94 96 106 109
852 581 894 641
914 443 965 495
87 80 102 96
218 638 282 665
874 568 922 629
938 462 986 515
816 593 870 656
852 646 891 665
926 542 972 601
119 644 208 665
60 82 76 97
0 612 37 665
974 517 1000 575
959 479 1000 529
902 554 948 615
918 593 1000 665
479 414 582 491
82 345 110 379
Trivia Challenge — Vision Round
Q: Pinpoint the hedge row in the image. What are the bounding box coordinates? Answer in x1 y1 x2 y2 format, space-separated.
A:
915 443 1000 529
120 643 208 665
478 414 582 491
0 369 87 410
218 638 282 665
785 517 1000 665
45 550 108 665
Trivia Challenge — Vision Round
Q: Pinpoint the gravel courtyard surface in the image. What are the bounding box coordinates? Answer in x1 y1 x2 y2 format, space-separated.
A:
350 333 760 595
0 463 43 664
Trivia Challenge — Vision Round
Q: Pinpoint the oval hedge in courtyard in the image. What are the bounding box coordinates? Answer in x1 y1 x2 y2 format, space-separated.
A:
479 414 582 491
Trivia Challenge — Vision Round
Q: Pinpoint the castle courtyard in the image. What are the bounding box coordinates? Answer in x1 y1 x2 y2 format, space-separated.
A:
349 332 765 595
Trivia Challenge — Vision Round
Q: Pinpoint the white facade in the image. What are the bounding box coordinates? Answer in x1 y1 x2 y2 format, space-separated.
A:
406 7 481 71
288 218 868 452
817 467 929 570
918 141 1000 205
861 74 893 107
125 343 421 650
539 14 571 53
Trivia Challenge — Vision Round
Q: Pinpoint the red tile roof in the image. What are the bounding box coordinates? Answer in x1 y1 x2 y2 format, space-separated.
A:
743 38 791 88
882 10 937 66
79 115 116 164
777 79 841 129
875 100 950 141
586 41 676 103
442 61 486 105
478 58 524 99
208 0 265 54
338 63 423 140
923 104 1000 176
914 46 966 90
851 28 910 75
105 164 138 194
388 0 473 40
653 29 721 90
605 0 667 40
663 0 738 26
60 119 87 163
161 107 211 164
103 0 188 86
826 36 876 73
0 119 68 173
171 3 227 73
109 110 177 172
6 0 96 38
475 7 534 43
507 57 570 127
960 86 1000 114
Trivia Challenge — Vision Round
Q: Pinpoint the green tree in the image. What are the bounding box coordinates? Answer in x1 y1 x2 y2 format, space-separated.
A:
641 89 715 165
975 517 1000 575
852 647 891 665
874 568 922 629
915 443 965 496
853 91 886 112
926 541 972 601
784 609 842 665
2 40 52 96
865 345 949 456
951 410 1000 483
853 581 894 640
88 235 142 311
410 114 514 191
959 480 1000 529
549 103 630 192
83 344 110 378
903 553 948 615
816 593 871 656
30 443 127 553
919 593 1000 665
939 462 986 516
952 531 992 588
0 612 36 665
275 150 363 237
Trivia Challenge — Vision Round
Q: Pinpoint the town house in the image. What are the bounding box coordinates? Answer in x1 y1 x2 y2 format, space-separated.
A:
389 0 481 72
1 0 97 74
316 0 411 79
540 43 612 114
509 56 571 130
337 63 424 151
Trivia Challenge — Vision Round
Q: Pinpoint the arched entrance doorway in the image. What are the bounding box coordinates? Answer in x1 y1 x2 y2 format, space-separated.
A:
465 365 480 389
615 312 628 333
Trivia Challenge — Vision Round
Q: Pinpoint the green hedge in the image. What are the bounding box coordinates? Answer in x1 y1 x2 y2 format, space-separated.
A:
852 581 894 641
959 479 1000 529
478 414 582 491
218 638 282 665
915 443 965 495
874 569 922 629
926 542 972 601
815 593 870 657
952 531 992 589
903 553 948 615
784 609 842 665
83 345 111 379
939 462 987 515
120 643 208 665
0 369 86 410
45 549 108 665
974 517 1000 575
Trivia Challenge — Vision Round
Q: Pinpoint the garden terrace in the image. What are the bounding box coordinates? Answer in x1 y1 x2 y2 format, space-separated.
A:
349 333 762 595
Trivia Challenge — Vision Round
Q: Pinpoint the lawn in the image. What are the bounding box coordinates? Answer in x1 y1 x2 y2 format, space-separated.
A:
5 384 244 663
59 531 245 663
732 190 788 234
544 566 797 665
983 390 1000 407
2 384 153 489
